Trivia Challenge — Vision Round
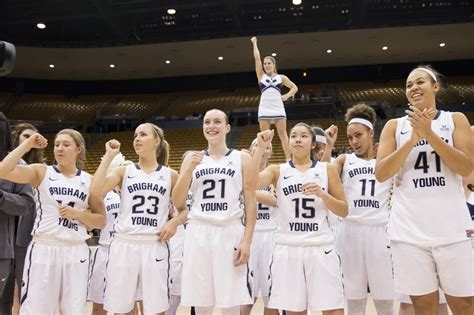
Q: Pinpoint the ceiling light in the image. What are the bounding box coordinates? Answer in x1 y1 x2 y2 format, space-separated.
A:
382 46 388 50
167 8 176 15
109 64 115 68
37 23 46 29
439 42 446 47
303 72 307 77
49 64 55 68
326 49 332 54
165 60 171 64
218 56 224 61
293 0 302 5
271 52 277 57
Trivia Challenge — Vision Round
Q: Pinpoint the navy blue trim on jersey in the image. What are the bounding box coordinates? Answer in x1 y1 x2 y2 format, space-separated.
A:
86 247 91 299
165 241 171 300
103 239 114 297
134 163 162 172
260 85 282 93
433 110 441 120
20 242 36 305
467 202 474 220
88 247 99 292
32 188 43 234
335 250 345 293
267 245 275 298
246 263 253 298
52 165 81 176
288 160 317 168
204 149 233 157
258 115 286 120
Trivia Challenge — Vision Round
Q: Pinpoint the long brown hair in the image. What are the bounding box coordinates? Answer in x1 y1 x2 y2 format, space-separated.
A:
12 123 45 164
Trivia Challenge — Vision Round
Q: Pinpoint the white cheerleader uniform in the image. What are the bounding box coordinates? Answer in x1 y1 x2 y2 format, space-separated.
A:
258 74 286 121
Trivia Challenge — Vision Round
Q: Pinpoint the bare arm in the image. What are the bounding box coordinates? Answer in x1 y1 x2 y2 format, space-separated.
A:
0 134 47 187
256 190 277 207
251 37 264 81
332 154 346 176
320 125 338 162
80 195 106 229
424 112 472 177
171 151 204 211
159 169 189 242
375 119 417 182
58 183 106 229
302 164 348 217
281 75 298 102
234 151 257 266
90 140 125 197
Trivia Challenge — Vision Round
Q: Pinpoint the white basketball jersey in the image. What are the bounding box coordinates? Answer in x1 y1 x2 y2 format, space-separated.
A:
114 163 171 235
390 110 471 245
255 186 277 232
32 165 90 241
274 160 334 246
341 154 391 225
99 190 120 246
188 149 244 223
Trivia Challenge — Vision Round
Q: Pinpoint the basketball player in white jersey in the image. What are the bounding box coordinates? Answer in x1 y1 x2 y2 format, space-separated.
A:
172 109 257 315
251 36 298 160
332 104 394 315
241 139 278 315
312 126 341 234
91 123 186 315
88 153 131 315
166 151 193 315
376 65 473 315
253 123 348 315
312 125 338 163
0 129 106 314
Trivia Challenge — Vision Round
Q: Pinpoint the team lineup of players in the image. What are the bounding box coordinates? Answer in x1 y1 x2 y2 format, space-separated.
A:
0 62 473 315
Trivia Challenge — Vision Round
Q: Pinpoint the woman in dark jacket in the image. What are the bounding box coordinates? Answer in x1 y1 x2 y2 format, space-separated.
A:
0 113 35 315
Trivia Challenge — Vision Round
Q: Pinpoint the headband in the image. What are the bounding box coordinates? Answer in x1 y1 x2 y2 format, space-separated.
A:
348 118 373 130
413 67 437 82
315 135 327 144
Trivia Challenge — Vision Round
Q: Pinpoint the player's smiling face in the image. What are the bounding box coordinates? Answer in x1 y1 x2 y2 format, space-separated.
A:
289 125 314 158
54 134 81 166
347 123 373 156
203 110 230 143
406 70 438 109
133 124 159 156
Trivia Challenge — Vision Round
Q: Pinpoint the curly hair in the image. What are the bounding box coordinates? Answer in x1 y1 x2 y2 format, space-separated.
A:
344 103 376 127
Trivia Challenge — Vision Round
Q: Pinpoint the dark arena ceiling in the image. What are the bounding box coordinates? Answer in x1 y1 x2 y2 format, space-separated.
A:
0 0 473 80
1 0 472 48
